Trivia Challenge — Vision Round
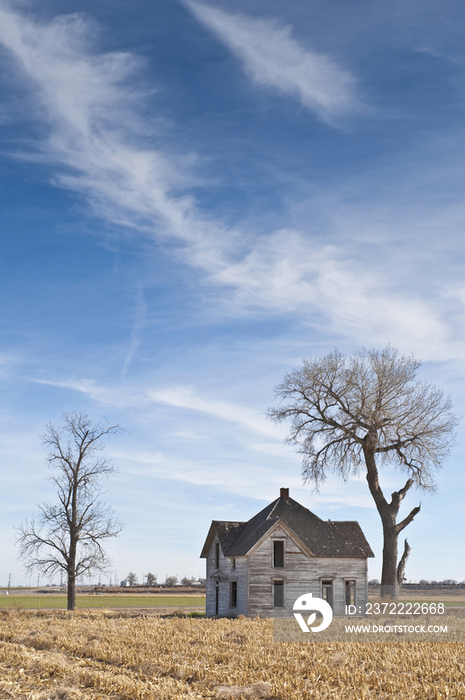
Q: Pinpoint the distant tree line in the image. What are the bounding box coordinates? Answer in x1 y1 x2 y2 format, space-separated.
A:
369 579 465 587
121 573 205 587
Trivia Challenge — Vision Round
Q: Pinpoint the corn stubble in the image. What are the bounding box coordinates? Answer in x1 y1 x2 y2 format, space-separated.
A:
0 610 463 699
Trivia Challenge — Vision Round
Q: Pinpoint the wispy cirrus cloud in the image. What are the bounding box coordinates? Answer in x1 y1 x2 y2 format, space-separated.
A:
0 3 461 364
32 378 143 407
33 377 285 439
122 284 147 380
99 446 376 508
0 4 226 258
149 385 285 439
184 0 364 124
212 229 464 362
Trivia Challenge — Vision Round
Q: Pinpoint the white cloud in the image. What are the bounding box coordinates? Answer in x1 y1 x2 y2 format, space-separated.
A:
248 442 297 458
448 285 465 308
33 377 285 439
0 353 17 379
121 284 147 379
111 446 376 508
212 229 462 361
174 431 208 440
0 4 462 363
149 385 284 439
185 0 363 124
112 449 165 468
32 378 145 407
0 4 227 259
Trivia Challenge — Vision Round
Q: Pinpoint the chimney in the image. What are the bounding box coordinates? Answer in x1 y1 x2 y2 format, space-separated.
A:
280 487 289 501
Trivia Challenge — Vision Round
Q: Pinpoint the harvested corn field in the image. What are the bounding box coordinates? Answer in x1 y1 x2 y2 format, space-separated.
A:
0 610 464 699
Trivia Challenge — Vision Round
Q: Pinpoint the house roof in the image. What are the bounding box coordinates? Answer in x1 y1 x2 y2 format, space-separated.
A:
200 493 374 559
200 520 246 559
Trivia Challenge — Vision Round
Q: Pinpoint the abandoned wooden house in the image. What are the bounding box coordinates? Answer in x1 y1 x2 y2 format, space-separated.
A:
200 488 374 617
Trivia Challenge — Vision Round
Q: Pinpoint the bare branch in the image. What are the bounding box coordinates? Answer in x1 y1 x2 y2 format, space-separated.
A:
396 504 421 535
390 478 414 509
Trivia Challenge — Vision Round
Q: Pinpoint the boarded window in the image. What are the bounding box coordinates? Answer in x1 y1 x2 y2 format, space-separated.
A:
273 581 284 608
215 542 220 569
322 580 333 609
345 580 356 606
230 580 237 608
273 541 284 568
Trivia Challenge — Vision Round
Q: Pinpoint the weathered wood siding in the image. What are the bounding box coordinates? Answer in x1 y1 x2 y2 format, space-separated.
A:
247 525 368 617
204 526 369 618
205 536 248 617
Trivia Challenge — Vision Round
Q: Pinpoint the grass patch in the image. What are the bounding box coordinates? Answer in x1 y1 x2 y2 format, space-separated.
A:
0 594 205 609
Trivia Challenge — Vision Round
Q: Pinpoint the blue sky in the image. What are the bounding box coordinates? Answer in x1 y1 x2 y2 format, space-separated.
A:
0 0 465 586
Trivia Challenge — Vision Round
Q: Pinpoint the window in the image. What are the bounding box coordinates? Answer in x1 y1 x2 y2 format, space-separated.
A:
321 580 333 609
232 558 236 569
215 542 220 569
273 581 284 608
230 581 237 608
345 580 356 606
273 540 284 568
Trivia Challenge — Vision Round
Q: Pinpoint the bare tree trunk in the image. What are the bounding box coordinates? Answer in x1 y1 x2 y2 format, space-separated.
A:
67 569 76 611
68 471 78 611
364 446 419 599
68 531 77 611
380 524 399 600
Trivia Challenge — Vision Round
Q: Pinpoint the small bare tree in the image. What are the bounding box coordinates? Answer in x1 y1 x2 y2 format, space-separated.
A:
18 412 122 610
269 346 458 598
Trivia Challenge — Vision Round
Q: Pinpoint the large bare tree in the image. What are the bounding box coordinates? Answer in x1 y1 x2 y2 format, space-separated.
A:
18 412 122 610
269 346 458 598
